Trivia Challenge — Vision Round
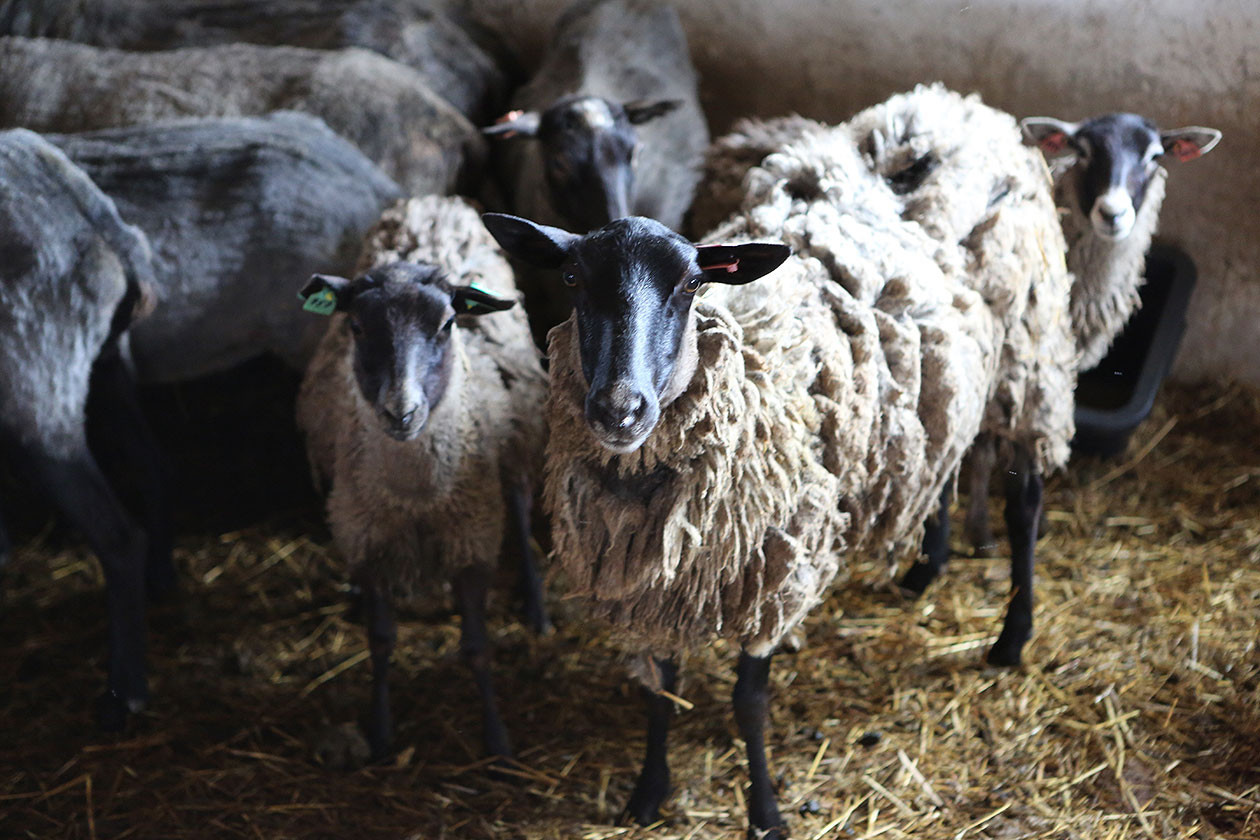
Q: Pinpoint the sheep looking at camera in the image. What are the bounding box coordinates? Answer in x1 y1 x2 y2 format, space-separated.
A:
0 35 483 196
296 195 548 763
483 84 1071 839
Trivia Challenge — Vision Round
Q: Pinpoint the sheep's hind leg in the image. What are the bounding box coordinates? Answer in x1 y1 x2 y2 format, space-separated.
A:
16 438 148 730
507 483 551 635
453 565 511 760
734 651 785 840
361 579 396 760
622 657 678 826
986 446 1042 667
963 434 999 557
87 345 175 600
899 485 951 597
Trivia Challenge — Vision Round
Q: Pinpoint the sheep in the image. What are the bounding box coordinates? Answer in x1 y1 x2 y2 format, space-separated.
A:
0 127 160 730
45 111 402 383
0 0 510 122
481 83 1073 837
941 113 1222 555
295 195 548 763
481 0 709 342
0 35 483 196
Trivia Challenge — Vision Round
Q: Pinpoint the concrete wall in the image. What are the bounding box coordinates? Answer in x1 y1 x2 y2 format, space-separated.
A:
468 0 1260 386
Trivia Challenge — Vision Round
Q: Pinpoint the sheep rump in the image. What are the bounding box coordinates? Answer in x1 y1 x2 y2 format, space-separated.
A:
297 195 546 591
545 85 1072 659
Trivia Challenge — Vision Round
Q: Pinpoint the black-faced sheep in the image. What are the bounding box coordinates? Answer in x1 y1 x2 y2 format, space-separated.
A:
481 84 1072 839
0 0 510 122
296 195 548 762
481 0 709 342
0 34 483 196
46 111 402 382
0 127 160 730
943 113 1222 555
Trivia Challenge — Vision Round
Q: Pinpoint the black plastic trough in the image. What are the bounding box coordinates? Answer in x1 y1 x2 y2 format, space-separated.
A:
1072 242 1197 458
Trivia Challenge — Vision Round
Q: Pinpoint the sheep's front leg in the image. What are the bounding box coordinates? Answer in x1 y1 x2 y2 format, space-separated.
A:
361 579 396 760
453 565 511 759
899 485 951 596
623 657 678 826
987 446 1043 667
734 651 785 839
16 438 149 730
506 483 552 635
87 345 175 599
963 434 998 556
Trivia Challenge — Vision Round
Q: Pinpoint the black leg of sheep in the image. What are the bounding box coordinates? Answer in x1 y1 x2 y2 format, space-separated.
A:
18 441 149 730
734 651 786 839
506 484 552 636
361 580 396 761
453 566 511 760
987 447 1043 667
623 657 678 827
963 434 999 557
86 347 176 600
898 485 953 597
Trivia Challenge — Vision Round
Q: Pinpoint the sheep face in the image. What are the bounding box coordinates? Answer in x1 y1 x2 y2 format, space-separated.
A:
1022 113 1220 241
484 96 681 231
481 213 788 454
300 262 514 441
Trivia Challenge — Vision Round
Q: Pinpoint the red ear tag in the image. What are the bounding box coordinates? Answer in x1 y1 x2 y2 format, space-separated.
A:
493 109 525 138
1040 132 1068 154
704 259 740 273
1172 138 1203 162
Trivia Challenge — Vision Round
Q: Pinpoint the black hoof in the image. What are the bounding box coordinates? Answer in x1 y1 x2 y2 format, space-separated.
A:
95 689 144 732
897 562 937 598
621 780 669 827
527 609 555 637
985 634 1027 668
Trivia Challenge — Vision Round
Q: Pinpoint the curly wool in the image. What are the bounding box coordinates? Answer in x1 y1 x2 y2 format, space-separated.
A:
297 196 546 592
544 86 1065 659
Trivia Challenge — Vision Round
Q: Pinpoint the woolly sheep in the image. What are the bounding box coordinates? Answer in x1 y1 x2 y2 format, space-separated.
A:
482 0 709 341
0 0 510 122
951 113 1222 554
46 111 402 382
0 127 160 730
482 83 1072 838
295 195 548 762
0 35 483 196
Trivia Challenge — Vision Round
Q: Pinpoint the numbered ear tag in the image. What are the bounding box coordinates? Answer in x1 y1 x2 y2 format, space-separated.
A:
302 287 338 315
464 283 489 310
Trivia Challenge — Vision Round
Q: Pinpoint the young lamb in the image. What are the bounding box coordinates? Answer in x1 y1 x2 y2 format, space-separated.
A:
0 0 509 122
0 35 483 196
0 127 160 730
481 0 709 341
46 111 402 382
942 113 1222 555
295 195 548 762
482 84 1071 837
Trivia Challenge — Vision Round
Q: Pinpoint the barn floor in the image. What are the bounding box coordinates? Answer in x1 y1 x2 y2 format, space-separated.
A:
1 376 1258 840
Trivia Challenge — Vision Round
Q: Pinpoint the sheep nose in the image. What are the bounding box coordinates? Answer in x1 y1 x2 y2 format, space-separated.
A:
588 387 647 432
382 406 418 430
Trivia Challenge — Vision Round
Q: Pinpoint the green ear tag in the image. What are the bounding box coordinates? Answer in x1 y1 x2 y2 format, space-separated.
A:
302 288 337 316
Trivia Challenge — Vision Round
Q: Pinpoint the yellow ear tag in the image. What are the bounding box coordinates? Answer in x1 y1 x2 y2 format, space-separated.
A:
302 288 337 315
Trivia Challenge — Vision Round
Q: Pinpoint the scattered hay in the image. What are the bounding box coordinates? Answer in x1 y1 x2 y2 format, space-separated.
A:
1 381 1258 839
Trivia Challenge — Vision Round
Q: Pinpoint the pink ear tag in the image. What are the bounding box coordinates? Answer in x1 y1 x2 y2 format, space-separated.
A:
1172 138 1202 162
1040 132 1068 155
704 259 740 273
494 109 525 138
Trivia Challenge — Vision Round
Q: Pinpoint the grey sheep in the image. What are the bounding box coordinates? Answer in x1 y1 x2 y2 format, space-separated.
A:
296 195 548 763
0 0 511 122
0 34 483 196
0 127 159 730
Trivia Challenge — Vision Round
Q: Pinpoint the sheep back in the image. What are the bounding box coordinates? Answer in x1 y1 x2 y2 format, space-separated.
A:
47 111 402 383
0 35 483 196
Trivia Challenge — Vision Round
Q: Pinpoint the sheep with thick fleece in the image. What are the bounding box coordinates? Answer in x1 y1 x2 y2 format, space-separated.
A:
483 83 1070 838
0 35 482 196
0 127 159 730
296 195 547 763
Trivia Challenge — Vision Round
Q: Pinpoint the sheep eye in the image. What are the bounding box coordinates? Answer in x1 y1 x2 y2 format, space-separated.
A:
682 275 702 294
563 271 578 288
442 315 455 332
348 318 363 336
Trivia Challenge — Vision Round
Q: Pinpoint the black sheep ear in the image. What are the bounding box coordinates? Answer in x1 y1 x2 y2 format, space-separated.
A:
624 99 682 125
695 242 791 286
299 274 352 315
482 109 541 138
481 212 579 269
452 284 515 316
